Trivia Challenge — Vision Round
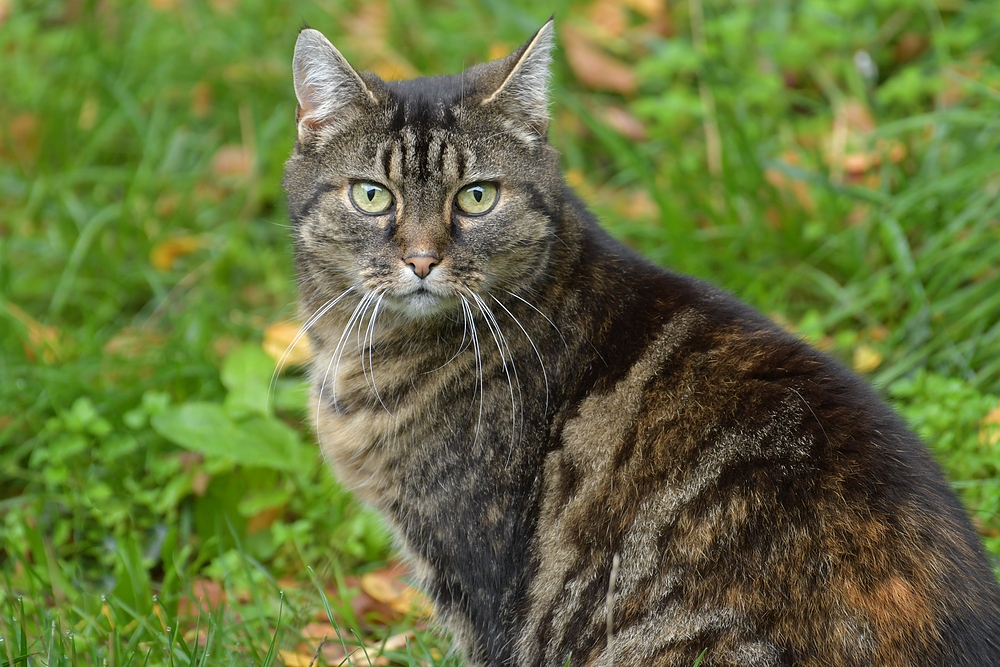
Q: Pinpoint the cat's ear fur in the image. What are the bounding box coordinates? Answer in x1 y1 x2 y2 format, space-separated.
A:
481 19 555 141
292 28 376 139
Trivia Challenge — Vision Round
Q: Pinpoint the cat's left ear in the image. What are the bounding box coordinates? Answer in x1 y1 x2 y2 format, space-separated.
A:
292 28 377 139
481 19 555 140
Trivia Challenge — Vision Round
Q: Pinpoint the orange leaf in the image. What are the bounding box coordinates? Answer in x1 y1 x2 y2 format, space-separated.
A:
852 344 882 374
562 26 637 94
4 301 62 363
360 564 432 617
150 236 202 271
103 326 164 358
191 82 212 117
211 144 253 179
263 321 313 368
980 402 1000 447
601 105 646 141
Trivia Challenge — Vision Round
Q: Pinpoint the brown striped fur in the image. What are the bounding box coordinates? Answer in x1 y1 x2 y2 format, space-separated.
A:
283 21 1000 666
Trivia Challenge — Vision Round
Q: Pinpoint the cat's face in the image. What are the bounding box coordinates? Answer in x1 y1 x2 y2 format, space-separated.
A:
284 23 562 320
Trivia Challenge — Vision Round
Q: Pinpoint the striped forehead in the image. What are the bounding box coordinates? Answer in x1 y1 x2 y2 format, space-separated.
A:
378 126 471 185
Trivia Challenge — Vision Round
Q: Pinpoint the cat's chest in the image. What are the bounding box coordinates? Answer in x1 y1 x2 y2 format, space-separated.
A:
306 328 480 501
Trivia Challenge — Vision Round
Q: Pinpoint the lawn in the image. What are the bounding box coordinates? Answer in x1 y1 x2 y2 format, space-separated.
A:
2 0 999 665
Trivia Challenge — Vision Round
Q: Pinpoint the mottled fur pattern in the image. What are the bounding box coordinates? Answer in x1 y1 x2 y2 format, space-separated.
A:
283 21 1000 666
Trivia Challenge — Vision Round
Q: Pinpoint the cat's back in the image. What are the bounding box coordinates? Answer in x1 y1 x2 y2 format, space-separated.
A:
525 246 1000 665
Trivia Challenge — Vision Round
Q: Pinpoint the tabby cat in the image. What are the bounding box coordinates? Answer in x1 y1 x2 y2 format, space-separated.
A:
283 21 1000 666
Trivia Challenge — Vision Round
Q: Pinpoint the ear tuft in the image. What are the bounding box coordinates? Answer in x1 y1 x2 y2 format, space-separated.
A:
482 19 555 139
292 29 374 137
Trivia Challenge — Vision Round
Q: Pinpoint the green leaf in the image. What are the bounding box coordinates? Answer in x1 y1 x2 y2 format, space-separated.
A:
222 344 276 418
151 402 311 472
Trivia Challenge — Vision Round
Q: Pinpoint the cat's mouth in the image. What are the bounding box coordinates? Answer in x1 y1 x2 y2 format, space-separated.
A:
385 284 458 318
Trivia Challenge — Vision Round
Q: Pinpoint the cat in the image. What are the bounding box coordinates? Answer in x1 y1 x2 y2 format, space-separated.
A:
283 20 1000 666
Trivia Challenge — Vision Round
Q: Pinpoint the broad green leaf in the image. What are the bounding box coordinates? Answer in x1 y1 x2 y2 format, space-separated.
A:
151 402 311 473
222 344 276 418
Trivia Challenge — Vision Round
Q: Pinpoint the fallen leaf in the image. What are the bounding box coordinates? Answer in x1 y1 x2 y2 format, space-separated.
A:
361 564 432 617
601 105 646 141
6 113 39 164
764 154 816 213
211 144 253 179
980 402 1000 447
488 42 511 61
103 326 164 358
178 579 226 617
191 82 212 117
586 0 628 39
247 506 283 534
894 32 929 65
4 301 62 363
263 321 313 368
852 344 882 374
150 236 202 270
562 25 637 94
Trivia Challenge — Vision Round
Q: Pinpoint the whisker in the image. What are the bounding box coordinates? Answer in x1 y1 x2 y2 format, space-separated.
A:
461 295 485 448
502 288 568 350
366 291 394 416
491 294 549 417
470 292 521 458
269 286 356 411
423 301 472 374
318 291 373 418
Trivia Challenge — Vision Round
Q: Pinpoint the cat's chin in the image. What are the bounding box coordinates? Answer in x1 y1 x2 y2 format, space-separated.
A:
385 290 459 319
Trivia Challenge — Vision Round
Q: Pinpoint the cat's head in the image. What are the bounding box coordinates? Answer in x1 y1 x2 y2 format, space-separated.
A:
284 21 563 320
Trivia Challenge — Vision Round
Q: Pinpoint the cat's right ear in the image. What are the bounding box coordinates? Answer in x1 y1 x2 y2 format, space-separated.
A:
292 29 376 139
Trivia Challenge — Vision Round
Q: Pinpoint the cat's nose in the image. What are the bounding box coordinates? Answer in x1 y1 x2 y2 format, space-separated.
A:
405 254 439 279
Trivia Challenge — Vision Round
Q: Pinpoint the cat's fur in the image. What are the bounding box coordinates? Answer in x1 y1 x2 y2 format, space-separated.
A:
283 21 1000 666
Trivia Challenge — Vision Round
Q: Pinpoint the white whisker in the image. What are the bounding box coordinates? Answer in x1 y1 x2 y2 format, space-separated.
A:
268 285 356 411
491 294 549 416
470 292 521 459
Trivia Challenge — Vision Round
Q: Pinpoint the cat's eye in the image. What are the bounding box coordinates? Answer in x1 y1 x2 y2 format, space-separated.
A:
350 181 394 215
454 182 499 216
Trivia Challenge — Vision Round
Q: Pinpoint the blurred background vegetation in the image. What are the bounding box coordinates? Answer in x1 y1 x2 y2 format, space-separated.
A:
1 0 999 664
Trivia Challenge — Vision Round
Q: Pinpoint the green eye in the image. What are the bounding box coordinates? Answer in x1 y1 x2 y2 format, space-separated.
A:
350 181 394 214
455 182 499 215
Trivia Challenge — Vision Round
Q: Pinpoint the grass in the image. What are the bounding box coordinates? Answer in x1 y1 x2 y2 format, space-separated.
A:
2 0 999 664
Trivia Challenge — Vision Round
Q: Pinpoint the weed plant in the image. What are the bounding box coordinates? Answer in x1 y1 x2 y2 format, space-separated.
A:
1 0 998 664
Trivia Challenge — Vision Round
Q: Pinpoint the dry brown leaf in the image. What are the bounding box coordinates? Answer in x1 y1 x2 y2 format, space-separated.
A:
263 321 313 368
852 344 882 374
278 650 315 667
7 113 39 164
360 565 432 617
601 105 646 141
178 579 226 617
764 155 816 213
586 0 628 39
562 25 637 94
191 82 212 117
104 326 164 358
150 236 202 271
211 144 253 179
488 42 512 61
894 32 929 65
247 506 283 534
980 402 1000 447
5 301 62 363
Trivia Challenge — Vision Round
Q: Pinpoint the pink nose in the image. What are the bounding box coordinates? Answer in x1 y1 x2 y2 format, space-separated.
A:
405 254 439 278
